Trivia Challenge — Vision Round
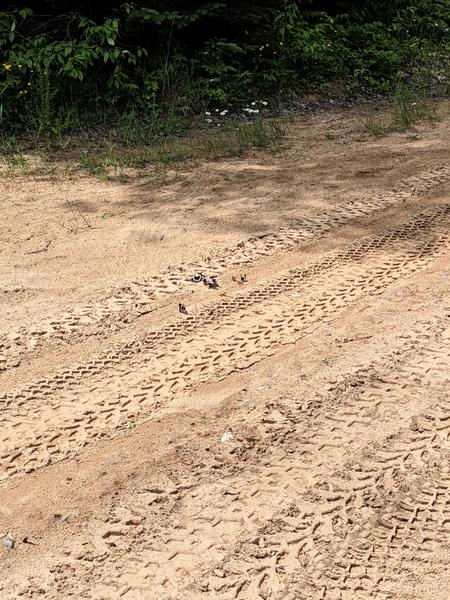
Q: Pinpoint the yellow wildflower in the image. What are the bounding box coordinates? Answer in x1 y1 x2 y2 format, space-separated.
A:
3 63 12 71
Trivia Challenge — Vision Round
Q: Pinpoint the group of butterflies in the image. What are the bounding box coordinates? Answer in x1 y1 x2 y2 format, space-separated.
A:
191 273 219 288
178 272 247 314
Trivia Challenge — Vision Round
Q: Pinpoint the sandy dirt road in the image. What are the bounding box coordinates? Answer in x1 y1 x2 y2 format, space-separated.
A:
0 104 449 599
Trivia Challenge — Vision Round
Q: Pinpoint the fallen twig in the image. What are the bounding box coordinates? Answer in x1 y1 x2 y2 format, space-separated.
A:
26 240 51 254
339 335 373 343
66 199 92 229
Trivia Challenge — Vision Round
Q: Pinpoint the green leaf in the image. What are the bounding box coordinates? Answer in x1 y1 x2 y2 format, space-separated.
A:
19 8 33 18
107 37 115 46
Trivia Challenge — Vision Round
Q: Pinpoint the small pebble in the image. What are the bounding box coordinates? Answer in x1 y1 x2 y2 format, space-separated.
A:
3 534 15 550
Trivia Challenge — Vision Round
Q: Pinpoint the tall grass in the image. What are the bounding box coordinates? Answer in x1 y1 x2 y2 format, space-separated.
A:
365 79 435 137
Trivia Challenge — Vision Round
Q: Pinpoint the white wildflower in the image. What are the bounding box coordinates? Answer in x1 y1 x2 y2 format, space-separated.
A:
205 111 211 116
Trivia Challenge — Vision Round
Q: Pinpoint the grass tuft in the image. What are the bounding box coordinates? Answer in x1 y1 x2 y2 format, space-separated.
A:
365 80 435 137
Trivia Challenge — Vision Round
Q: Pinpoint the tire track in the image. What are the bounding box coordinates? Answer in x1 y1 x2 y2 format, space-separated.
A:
3 204 450 394
0 206 449 482
33 316 450 600
1 165 449 371
305 391 450 598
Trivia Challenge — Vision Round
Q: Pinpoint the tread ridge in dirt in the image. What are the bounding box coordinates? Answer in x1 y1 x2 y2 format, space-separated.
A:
1 206 449 482
4 202 450 388
16 317 449 600
1 165 449 371
107 335 450 599
2 204 448 407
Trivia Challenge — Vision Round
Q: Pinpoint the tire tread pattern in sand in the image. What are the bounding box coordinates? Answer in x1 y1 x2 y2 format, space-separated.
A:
38 313 450 600
0 165 449 371
1 205 449 483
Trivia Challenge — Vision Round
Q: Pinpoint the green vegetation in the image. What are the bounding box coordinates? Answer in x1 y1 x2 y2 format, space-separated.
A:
76 118 287 173
364 76 438 137
0 1 449 151
0 118 287 178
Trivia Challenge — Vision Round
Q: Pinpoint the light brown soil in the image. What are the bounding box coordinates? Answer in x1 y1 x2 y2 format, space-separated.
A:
0 103 449 600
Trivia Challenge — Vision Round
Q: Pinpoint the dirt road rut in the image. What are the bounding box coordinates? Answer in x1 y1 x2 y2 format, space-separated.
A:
0 113 449 600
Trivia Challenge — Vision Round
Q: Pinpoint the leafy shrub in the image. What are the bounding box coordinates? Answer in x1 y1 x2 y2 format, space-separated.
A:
0 1 448 139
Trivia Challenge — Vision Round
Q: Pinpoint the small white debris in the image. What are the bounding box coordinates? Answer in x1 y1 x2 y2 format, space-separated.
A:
3 533 15 550
220 431 234 443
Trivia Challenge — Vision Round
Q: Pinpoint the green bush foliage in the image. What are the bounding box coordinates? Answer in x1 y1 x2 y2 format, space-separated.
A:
0 1 449 137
